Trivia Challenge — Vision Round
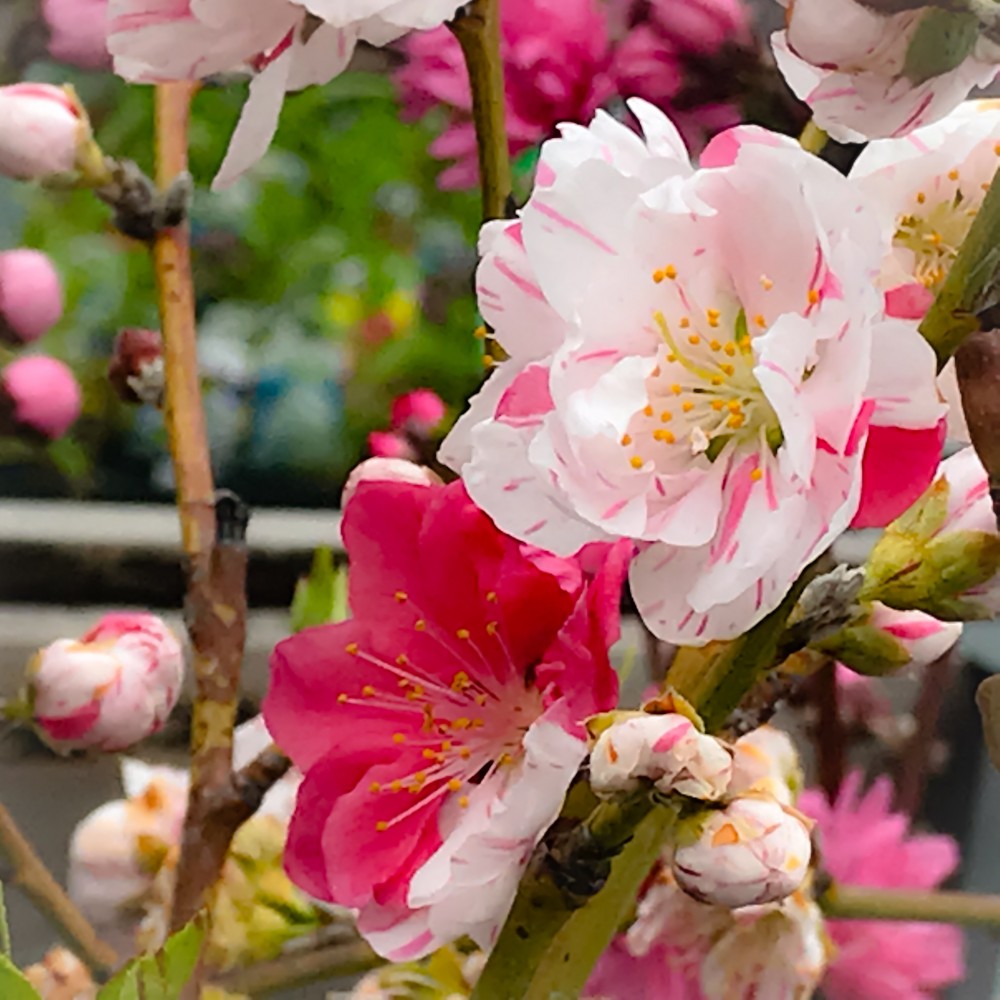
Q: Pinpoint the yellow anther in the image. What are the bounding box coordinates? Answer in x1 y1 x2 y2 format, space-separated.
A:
924 231 942 245
482 355 495 368
916 191 926 203
456 628 471 640
653 429 676 444
760 275 774 290
644 404 654 417
652 269 665 283
370 781 382 792
499 752 514 766
664 264 677 279
345 642 359 655
415 619 426 631
396 654 409 666
394 591 407 602
753 314 766 328
660 411 673 422
727 400 742 413
630 455 645 469
710 400 724 412
709 339 722 351
679 317 690 328
362 685 376 698
459 796 470 808
453 718 471 730
652 365 661 377
486 591 498 602
337 693 348 704
621 433 632 446
442 740 453 751
727 413 745 429
392 733 406 744
721 363 735 376
706 308 721 327
376 821 389 831
474 325 487 339
687 333 701 345
750 468 764 482
398 678 409 688
414 771 427 783
948 169 959 181
448 778 463 791
459 747 471 759
475 693 487 706
671 383 682 395
710 376 723 386
390 780 403 792
486 621 498 636
666 353 678 364
682 401 695 413
724 341 737 355
423 748 438 760
807 289 820 305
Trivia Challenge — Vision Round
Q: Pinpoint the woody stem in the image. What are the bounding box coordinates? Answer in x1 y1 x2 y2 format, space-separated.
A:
821 884 1000 926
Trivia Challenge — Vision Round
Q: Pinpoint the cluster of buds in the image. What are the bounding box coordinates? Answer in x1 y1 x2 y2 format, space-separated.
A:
107 328 165 407
14 611 185 753
367 389 446 463
590 706 813 909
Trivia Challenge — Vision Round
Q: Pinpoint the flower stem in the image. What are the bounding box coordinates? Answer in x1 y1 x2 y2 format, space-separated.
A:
821 883 1000 926
920 163 1000 367
0 803 117 973
798 119 828 155
148 83 249 937
448 0 512 223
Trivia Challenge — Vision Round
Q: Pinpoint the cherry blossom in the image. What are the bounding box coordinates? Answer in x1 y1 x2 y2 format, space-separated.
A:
771 0 1000 143
0 250 64 345
442 99 938 645
108 0 462 188
264 478 629 960
0 84 88 180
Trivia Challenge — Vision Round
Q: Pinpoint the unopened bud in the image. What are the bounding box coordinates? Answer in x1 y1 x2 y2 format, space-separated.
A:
729 725 802 806
590 712 733 801
23 947 96 999
0 83 107 183
390 389 446 436
672 796 813 909
367 429 416 461
108 328 164 406
27 612 184 752
0 355 82 440
342 457 442 508
0 249 63 344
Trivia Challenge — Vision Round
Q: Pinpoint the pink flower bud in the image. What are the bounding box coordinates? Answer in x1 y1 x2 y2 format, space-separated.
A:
0 355 82 440
28 612 184 752
867 602 963 667
42 0 112 70
729 725 802 806
672 796 813 909
0 84 85 180
590 713 733 801
0 249 64 344
367 429 416 461
390 389 446 435
342 457 442 508
108 328 164 406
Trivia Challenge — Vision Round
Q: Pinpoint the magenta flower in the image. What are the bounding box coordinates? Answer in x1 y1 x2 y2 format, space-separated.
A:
585 938 703 1000
395 0 616 189
799 772 964 999
1 356 82 440
264 478 629 960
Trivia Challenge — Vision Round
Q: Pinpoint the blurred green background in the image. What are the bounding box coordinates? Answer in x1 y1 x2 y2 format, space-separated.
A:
0 63 484 506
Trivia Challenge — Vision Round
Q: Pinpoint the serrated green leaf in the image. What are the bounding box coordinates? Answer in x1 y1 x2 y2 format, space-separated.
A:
97 920 204 1000
0 953 42 1000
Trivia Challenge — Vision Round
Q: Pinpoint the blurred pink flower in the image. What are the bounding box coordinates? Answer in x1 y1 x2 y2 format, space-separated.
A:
585 938 703 999
800 772 964 999
391 388 446 435
0 249 64 345
0 355 82 440
367 429 415 461
0 84 86 181
43 0 112 69
395 0 616 189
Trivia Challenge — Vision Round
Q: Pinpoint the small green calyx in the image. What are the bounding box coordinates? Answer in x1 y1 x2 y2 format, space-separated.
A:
903 9 979 85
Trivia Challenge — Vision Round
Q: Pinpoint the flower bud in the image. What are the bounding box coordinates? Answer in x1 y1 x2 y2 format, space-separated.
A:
42 0 112 70
23 947 97 1000
367 429 416 461
0 249 64 344
729 726 802 807
342 457 442 508
27 612 184 752
590 712 733 801
0 355 82 440
108 328 164 406
390 389 446 435
672 796 813 909
0 83 101 182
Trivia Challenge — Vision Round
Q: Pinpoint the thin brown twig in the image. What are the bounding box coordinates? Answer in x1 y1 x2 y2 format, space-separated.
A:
814 659 846 801
0 803 117 974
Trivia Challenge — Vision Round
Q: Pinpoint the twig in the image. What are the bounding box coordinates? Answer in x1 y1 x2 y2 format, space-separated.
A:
0 803 117 973
814 659 846 801
230 744 293 815
448 0 512 223
894 648 956 816
214 934 380 996
821 883 1000 926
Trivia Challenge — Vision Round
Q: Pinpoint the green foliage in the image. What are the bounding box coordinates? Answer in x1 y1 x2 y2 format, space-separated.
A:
290 547 348 632
0 954 41 1000
97 920 204 1000
2 63 483 504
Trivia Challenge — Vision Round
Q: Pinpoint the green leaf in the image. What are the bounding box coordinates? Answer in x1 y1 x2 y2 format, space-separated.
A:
0 953 42 1000
97 920 204 1000
903 9 978 84
0 880 10 957
290 548 347 632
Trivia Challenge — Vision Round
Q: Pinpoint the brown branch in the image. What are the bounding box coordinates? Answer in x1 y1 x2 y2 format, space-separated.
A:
814 659 846 801
0 802 117 973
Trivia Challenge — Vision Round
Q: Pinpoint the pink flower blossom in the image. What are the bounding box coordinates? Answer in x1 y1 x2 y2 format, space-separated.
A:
108 0 462 188
264 478 629 960
0 249 64 345
441 100 938 645
391 388 446 435
27 612 184 752
43 0 112 69
800 772 964 999
585 938 703 999
1 356 82 440
0 84 86 180
342 456 441 507
367 429 416 461
395 0 616 189
771 0 1000 143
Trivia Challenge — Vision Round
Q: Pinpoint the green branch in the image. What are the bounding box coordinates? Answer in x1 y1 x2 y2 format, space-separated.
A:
821 884 1000 927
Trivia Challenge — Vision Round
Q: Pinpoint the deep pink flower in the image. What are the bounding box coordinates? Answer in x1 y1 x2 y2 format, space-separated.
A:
391 389 446 435
395 0 616 189
43 0 112 69
1 355 82 440
799 772 964 999
264 478 629 960
0 249 64 345
585 938 703 999
367 429 415 461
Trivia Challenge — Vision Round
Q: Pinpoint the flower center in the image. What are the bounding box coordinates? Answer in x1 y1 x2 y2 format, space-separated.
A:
620 268 787 471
